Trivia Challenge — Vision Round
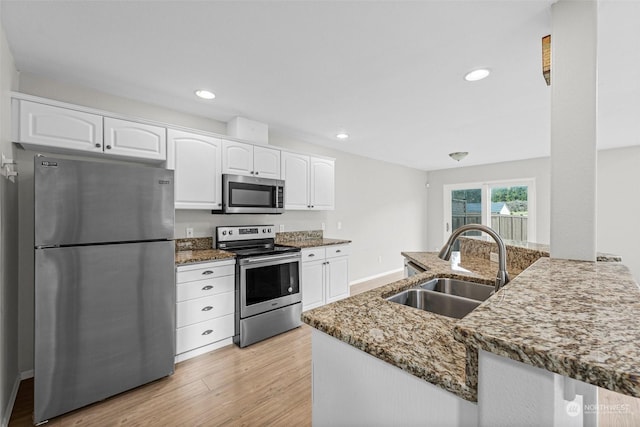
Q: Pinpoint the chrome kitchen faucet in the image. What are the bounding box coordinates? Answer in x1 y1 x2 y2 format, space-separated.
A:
438 224 510 293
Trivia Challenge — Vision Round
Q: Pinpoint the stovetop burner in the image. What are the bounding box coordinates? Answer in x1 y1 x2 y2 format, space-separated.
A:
215 225 300 258
229 245 300 258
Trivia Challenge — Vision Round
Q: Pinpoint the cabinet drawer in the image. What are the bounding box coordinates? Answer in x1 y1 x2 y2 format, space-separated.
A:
176 291 235 328
176 263 235 283
176 274 235 302
176 314 235 354
326 244 350 259
301 248 325 262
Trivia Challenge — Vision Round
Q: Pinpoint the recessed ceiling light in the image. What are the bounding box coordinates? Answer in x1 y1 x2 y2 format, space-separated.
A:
464 69 490 82
336 133 349 140
195 89 216 100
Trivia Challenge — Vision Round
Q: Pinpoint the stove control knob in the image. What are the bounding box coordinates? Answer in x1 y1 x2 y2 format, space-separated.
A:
229 230 233 235
222 231 227 236
262 228 267 233
268 228 272 233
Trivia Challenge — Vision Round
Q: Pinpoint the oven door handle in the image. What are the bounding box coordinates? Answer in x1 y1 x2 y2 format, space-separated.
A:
241 253 300 264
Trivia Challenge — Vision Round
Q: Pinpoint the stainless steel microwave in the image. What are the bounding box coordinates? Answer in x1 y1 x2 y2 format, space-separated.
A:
220 174 285 214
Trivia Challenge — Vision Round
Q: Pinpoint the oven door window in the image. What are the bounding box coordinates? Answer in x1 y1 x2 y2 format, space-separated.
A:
245 261 300 306
229 182 274 208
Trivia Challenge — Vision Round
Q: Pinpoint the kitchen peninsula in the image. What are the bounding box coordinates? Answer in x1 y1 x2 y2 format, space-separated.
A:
302 240 640 426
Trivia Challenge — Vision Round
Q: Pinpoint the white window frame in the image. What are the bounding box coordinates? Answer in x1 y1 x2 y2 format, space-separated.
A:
443 178 536 244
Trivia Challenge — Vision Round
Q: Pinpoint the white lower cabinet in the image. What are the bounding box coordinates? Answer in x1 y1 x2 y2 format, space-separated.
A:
175 259 236 360
301 244 350 311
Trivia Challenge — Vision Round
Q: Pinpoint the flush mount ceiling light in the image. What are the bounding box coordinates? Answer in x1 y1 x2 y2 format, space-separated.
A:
449 151 469 162
464 69 490 82
336 132 349 140
195 89 216 100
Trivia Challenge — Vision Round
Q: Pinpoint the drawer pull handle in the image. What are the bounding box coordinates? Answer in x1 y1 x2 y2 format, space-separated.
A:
308 254 315 257
202 306 213 311
202 285 214 291
202 330 213 336
336 250 342 253
202 270 214 275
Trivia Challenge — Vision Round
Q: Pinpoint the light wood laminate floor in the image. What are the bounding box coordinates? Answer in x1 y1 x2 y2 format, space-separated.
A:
9 271 640 426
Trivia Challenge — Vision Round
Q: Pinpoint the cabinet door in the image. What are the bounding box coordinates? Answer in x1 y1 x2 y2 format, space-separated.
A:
104 117 166 161
326 256 349 303
253 146 281 179
302 259 325 311
168 129 222 210
281 152 310 209
310 157 335 210
18 100 103 153
222 140 253 176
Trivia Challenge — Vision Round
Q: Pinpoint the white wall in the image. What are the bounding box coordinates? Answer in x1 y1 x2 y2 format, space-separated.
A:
597 146 640 282
15 74 428 372
425 157 552 250
425 148 640 282
0 19 20 426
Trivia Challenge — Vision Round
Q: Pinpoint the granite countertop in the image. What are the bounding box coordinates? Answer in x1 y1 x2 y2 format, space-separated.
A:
175 249 235 265
303 248 640 402
461 235 622 262
403 251 525 279
302 253 493 402
280 238 352 249
454 257 640 398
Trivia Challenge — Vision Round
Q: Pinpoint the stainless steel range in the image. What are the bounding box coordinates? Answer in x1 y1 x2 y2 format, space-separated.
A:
217 225 302 347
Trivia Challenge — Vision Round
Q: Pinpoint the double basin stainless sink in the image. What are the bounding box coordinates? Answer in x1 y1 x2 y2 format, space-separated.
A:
386 278 493 319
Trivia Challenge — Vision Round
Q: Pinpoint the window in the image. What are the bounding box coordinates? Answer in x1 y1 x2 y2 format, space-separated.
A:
443 179 536 244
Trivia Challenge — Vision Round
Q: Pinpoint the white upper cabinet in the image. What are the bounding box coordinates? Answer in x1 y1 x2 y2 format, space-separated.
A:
16 100 103 153
222 140 253 175
281 152 311 209
103 117 166 161
253 145 281 179
167 128 222 210
310 157 335 210
222 140 281 179
281 151 335 210
13 99 167 162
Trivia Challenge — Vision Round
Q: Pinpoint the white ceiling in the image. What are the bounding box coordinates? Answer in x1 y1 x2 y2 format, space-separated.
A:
2 1 639 171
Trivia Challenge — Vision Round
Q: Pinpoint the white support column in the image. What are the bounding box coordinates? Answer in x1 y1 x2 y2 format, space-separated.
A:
550 0 598 261
478 350 597 427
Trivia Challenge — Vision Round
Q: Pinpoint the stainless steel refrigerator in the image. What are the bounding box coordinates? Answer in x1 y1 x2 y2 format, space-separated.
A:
34 156 175 423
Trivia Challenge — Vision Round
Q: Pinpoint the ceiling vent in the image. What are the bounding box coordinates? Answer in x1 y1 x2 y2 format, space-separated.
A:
227 116 269 145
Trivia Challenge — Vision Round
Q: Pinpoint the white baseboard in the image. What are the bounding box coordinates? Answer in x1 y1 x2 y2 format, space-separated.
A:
20 370 34 380
175 337 233 364
349 268 404 286
2 373 21 427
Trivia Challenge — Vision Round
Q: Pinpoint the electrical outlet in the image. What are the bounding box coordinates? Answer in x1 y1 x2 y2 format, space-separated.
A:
337 221 342 230
186 227 194 238
489 252 499 262
279 224 285 232
321 222 325 231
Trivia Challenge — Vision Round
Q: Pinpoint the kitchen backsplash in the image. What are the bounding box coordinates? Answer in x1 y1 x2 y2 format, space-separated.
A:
275 230 323 244
175 237 213 252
